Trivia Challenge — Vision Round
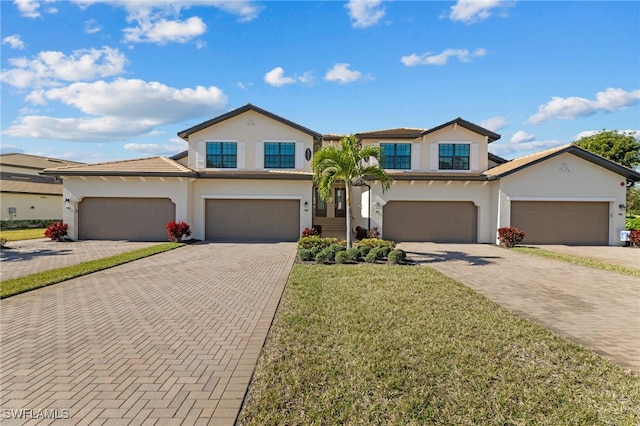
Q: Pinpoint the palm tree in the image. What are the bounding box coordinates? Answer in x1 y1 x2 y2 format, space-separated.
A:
312 134 392 248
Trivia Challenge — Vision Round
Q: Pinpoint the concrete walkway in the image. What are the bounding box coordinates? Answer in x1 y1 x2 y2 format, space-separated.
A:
400 243 640 373
1 239 159 281
0 242 296 425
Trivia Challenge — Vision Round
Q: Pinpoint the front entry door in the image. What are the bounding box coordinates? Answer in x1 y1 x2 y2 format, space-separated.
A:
315 188 327 217
335 188 346 217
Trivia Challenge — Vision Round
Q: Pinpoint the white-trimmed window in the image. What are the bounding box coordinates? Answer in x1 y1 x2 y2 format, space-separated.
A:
206 142 237 168
439 143 470 170
381 143 412 169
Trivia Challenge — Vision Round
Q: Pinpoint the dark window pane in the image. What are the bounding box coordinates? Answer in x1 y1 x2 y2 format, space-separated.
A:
439 143 469 170
206 142 236 168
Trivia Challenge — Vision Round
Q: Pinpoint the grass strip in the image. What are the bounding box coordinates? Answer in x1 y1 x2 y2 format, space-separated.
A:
513 246 640 278
239 264 640 425
0 228 46 242
1 242 184 298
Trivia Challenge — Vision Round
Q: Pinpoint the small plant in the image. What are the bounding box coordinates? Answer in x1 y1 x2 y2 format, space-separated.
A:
367 227 380 239
630 230 640 247
345 247 360 261
497 227 526 248
166 221 191 242
378 246 392 258
301 225 323 237
315 250 330 264
355 226 381 240
626 216 640 230
355 238 396 250
335 251 350 264
365 248 381 263
388 249 407 264
297 236 340 251
298 249 314 261
0 238 7 249
44 222 68 241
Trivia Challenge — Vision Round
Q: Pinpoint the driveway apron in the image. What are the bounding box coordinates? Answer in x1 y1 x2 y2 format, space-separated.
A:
0 242 296 425
400 243 640 373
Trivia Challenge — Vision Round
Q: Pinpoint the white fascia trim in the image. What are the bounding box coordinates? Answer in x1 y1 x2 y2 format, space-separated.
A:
507 196 616 202
202 195 303 200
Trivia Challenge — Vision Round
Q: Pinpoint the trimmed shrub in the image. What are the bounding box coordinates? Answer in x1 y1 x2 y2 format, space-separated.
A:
315 249 330 264
355 238 396 250
335 250 350 264
310 245 322 256
365 248 382 263
345 247 360 261
497 227 526 248
298 236 340 251
378 246 392 258
358 245 372 258
44 222 68 241
626 216 640 230
630 230 640 247
298 249 314 261
388 249 407 264
1 219 59 230
167 221 191 242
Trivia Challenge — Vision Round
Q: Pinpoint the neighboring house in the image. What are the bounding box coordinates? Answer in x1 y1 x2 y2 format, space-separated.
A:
42 104 640 245
0 153 84 222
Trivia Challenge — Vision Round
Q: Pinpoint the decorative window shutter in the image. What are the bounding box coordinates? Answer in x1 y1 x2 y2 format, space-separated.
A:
255 142 263 169
411 143 421 170
237 142 246 169
197 141 206 169
471 143 479 170
429 143 438 170
296 142 304 169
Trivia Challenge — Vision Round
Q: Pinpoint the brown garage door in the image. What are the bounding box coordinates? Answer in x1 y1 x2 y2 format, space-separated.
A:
511 201 609 245
78 197 175 241
383 201 477 243
205 199 300 242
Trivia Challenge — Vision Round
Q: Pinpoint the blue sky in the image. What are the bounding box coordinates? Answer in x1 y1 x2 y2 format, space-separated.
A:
1 0 639 164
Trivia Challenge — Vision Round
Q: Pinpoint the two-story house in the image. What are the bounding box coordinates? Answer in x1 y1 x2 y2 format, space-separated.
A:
43 104 640 245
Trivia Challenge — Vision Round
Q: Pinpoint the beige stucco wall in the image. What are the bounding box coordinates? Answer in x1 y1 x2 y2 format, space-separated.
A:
496 152 628 245
191 178 313 240
367 179 495 243
61 176 191 240
186 110 316 172
1 193 62 221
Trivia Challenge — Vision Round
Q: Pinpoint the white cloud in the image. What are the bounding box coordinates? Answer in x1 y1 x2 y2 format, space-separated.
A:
345 0 385 28
0 144 25 154
2 35 25 50
123 16 206 44
528 88 640 124
72 1 262 45
490 140 565 158
264 67 296 87
324 63 366 84
511 130 535 144
29 78 227 124
449 0 508 24
4 79 227 142
84 19 102 34
479 116 507 132
124 138 188 156
0 47 128 88
14 0 57 18
401 48 487 66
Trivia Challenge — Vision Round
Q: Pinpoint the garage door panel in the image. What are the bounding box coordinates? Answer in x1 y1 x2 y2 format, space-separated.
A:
205 199 299 242
78 198 175 241
383 201 477 243
511 201 608 245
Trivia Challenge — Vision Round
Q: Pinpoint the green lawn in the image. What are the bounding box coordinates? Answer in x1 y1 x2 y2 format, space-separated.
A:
1 242 184 298
513 246 640 278
0 228 46 241
239 265 639 425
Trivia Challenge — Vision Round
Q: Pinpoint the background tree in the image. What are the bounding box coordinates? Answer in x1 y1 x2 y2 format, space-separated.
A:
573 129 640 168
312 134 392 248
626 185 640 216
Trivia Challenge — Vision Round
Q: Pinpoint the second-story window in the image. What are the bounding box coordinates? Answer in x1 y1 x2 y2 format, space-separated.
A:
206 142 237 168
381 143 411 169
264 142 295 168
439 143 470 170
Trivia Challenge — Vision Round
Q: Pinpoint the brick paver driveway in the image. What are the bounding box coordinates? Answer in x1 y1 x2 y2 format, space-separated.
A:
0 242 296 425
400 243 640 373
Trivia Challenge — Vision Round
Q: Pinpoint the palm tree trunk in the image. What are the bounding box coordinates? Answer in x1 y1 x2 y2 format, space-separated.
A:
345 184 352 248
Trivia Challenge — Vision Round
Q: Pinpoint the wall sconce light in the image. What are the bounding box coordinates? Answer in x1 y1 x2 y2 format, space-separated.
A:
619 203 626 210
374 201 381 213
304 201 309 211
64 198 71 208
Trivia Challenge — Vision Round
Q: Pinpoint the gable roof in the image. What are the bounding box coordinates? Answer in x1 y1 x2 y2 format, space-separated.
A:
421 117 501 142
356 128 426 139
177 103 323 141
0 179 62 195
41 156 196 177
488 152 509 165
0 153 83 170
484 144 640 181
